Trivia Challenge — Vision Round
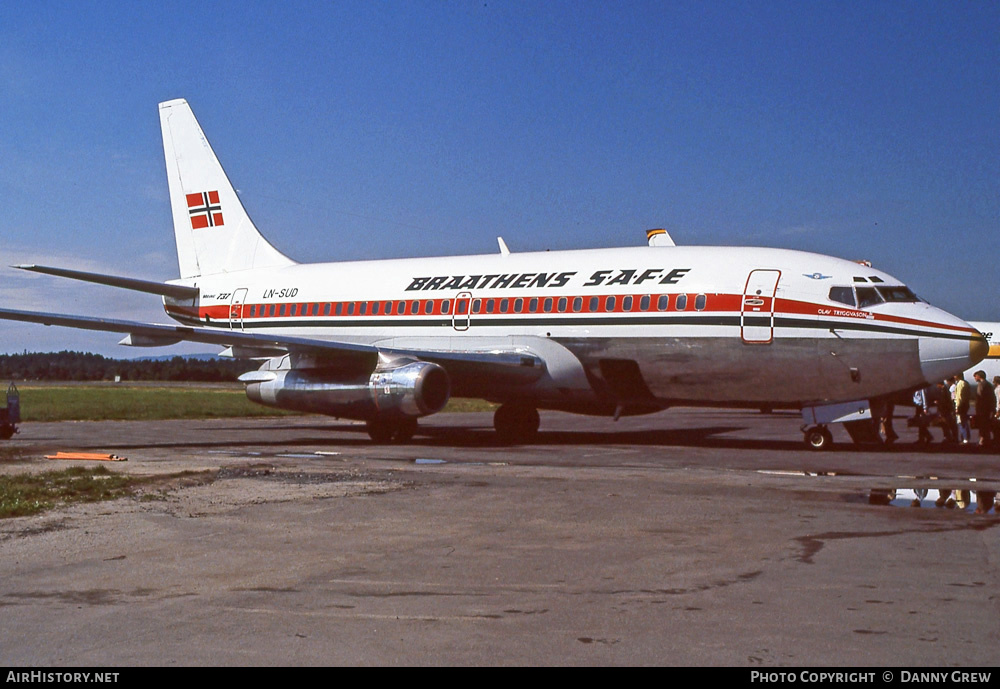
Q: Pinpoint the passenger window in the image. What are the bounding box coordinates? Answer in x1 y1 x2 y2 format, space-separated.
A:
557 297 567 312
499 299 508 313
544 298 553 313
529 298 538 312
640 295 650 311
573 297 583 312
514 298 523 313
657 295 670 311
605 296 616 311
589 296 599 311
676 294 688 310
694 294 706 311
424 300 433 314
472 299 481 314
623 296 633 311
441 300 450 314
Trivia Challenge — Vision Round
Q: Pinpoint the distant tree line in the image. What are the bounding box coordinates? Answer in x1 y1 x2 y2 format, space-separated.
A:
0 352 257 382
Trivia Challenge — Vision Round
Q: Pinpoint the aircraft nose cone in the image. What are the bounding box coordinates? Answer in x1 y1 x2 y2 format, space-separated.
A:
919 326 989 384
970 332 989 367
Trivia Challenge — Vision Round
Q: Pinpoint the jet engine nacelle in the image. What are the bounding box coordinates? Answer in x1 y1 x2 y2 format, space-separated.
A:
243 360 451 420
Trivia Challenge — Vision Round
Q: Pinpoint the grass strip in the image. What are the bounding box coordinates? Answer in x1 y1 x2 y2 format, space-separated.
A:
17 386 297 422
12 385 496 422
0 466 145 518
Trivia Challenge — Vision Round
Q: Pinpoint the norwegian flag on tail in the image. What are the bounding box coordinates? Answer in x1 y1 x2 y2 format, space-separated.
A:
186 191 224 229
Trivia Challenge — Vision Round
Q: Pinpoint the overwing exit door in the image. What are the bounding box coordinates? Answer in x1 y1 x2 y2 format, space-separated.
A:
452 291 471 331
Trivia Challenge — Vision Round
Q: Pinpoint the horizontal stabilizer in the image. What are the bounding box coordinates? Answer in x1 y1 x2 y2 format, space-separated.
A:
14 265 199 300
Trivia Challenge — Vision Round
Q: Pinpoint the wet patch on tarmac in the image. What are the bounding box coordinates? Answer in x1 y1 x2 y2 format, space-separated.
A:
2 587 167 607
795 517 1000 564
577 637 621 645
620 570 763 599
232 586 300 594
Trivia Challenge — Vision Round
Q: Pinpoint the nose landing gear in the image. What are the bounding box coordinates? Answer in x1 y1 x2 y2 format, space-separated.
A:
803 425 833 451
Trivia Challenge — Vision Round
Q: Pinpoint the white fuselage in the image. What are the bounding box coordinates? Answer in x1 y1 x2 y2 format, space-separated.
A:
165 244 982 415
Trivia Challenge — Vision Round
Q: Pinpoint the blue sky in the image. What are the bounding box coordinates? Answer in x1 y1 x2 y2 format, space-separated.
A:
1 1 997 356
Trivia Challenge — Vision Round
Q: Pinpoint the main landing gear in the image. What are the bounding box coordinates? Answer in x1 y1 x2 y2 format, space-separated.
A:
803 425 833 451
366 416 418 443
493 403 540 444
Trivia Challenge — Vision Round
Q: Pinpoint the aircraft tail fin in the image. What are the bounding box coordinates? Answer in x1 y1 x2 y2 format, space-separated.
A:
159 99 295 279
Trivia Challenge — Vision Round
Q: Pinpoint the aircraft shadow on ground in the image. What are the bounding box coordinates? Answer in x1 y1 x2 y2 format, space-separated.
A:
65 422 809 452
38 421 1000 455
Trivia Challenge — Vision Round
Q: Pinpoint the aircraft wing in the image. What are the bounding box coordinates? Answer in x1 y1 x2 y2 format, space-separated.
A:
0 307 545 385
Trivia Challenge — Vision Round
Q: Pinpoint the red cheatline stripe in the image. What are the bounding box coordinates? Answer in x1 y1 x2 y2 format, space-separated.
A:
162 291 977 336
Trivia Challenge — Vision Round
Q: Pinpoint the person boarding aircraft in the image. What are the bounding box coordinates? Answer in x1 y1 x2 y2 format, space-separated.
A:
0 99 987 449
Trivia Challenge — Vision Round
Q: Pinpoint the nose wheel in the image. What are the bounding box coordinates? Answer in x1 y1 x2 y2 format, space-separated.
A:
804 425 833 451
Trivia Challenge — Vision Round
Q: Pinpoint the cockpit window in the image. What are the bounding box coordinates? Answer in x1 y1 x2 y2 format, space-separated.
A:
829 287 856 306
876 286 919 303
856 287 884 308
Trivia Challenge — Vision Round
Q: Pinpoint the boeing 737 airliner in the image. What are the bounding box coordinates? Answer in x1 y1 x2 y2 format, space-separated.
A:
0 100 987 448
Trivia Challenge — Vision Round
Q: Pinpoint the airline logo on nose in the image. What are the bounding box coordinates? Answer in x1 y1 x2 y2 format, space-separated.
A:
186 191 224 229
